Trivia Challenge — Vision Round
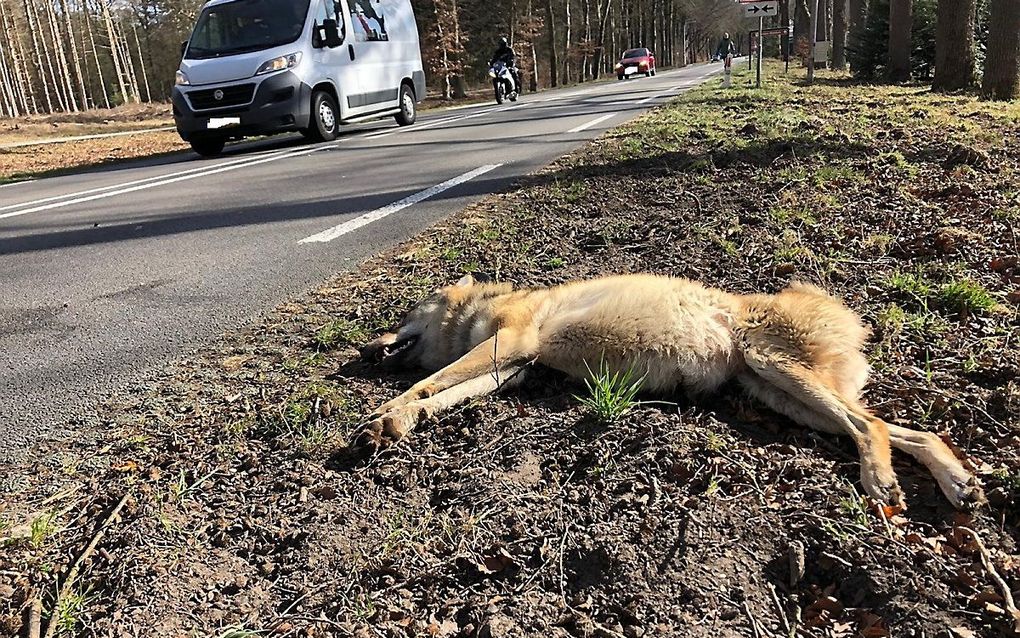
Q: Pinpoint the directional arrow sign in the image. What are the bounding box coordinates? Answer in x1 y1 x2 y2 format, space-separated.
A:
741 1 779 18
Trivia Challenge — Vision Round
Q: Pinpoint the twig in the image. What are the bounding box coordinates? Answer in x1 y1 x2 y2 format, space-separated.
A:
42 493 130 638
767 582 791 635
958 526 1020 629
744 600 762 638
24 596 41 638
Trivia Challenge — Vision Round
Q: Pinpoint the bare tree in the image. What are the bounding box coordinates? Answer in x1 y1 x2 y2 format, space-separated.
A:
932 0 976 91
888 0 912 81
981 0 1020 99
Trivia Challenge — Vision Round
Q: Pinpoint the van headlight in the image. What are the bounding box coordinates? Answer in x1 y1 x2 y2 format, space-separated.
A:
175 70 190 86
255 52 302 75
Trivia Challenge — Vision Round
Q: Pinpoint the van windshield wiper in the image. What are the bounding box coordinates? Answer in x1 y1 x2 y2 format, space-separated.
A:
210 44 276 57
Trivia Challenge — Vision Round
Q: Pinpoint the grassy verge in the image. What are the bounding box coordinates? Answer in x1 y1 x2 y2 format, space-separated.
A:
1 61 1018 638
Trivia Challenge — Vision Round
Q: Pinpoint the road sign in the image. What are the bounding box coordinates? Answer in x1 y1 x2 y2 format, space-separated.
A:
740 1 779 18
751 26 793 38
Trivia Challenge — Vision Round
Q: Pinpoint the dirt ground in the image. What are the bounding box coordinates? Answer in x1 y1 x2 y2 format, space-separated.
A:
1 64 1018 638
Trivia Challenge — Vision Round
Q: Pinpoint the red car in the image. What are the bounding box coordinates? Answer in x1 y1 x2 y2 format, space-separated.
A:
615 48 656 80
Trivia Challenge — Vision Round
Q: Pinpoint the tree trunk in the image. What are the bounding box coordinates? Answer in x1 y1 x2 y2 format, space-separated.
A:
1 0 31 113
980 0 1020 99
832 0 847 69
132 22 151 101
888 0 912 81
593 0 612 77
545 0 558 86
563 0 571 84
47 0 78 111
84 0 110 108
22 0 54 111
933 0 976 91
795 0 811 62
61 0 89 109
35 0 67 110
101 0 128 104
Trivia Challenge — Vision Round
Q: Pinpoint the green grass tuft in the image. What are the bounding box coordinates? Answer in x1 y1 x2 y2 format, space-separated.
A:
574 360 644 423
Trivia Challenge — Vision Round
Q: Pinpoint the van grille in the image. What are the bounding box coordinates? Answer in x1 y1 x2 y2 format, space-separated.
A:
187 83 256 110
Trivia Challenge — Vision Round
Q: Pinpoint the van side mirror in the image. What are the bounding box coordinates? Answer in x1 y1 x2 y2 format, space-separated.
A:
320 19 343 48
180 41 188 57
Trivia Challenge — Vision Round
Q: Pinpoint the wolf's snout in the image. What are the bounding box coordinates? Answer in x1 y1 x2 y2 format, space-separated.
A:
360 333 398 362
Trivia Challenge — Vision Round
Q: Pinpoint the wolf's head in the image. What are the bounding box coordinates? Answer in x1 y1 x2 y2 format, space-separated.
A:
360 273 506 369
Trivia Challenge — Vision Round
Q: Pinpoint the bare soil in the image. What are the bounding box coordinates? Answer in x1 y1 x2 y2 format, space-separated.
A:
1 65 1018 638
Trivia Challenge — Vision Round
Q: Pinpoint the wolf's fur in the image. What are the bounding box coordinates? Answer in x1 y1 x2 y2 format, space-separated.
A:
358 273 984 510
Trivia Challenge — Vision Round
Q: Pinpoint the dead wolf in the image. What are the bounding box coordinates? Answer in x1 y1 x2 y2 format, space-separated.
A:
357 273 984 510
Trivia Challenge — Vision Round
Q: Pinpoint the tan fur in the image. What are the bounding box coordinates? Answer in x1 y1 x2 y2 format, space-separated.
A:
357 274 985 510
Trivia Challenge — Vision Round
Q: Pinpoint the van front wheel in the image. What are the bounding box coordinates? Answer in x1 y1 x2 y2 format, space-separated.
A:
395 84 417 126
306 90 339 142
190 137 225 157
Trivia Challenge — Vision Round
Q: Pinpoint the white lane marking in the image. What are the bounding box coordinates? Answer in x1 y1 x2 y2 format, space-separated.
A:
0 146 298 213
299 164 503 244
567 112 617 134
0 144 334 220
363 103 525 140
0 179 35 189
0 126 176 150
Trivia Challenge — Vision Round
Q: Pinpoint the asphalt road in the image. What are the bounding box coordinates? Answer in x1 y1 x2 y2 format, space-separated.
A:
0 63 722 462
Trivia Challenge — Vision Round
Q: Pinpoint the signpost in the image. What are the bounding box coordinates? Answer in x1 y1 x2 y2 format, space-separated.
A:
739 1 779 17
736 0 784 88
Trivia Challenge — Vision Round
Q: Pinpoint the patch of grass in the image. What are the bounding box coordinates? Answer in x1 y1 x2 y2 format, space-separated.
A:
216 628 261 638
50 589 90 635
575 360 644 423
313 318 369 351
715 236 740 258
440 246 463 261
812 163 864 187
552 180 588 204
937 279 998 314
885 268 935 300
260 383 351 450
545 257 566 269
30 512 56 548
863 233 893 255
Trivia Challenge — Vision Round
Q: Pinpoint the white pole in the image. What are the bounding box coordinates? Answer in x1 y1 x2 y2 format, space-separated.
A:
756 16 763 87
808 0 819 83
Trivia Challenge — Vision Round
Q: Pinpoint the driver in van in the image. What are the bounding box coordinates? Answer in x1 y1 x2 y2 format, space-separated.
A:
489 37 521 92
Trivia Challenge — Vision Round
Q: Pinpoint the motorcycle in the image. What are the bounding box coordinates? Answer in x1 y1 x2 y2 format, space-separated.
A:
489 61 519 104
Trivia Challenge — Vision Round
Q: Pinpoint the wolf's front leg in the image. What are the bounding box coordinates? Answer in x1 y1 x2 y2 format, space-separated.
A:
370 329 536 418
356 368 526 451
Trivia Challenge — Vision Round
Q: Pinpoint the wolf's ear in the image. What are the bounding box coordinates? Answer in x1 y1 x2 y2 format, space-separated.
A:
470 271 494 284
454 274 475 287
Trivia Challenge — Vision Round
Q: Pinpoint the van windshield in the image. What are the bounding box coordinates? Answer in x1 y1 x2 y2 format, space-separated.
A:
186 0 311 59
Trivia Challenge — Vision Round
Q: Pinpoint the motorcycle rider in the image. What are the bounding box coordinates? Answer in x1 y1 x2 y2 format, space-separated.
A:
490 36 521 94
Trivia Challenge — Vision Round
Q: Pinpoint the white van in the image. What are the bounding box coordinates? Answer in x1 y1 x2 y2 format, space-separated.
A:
172 0 425 156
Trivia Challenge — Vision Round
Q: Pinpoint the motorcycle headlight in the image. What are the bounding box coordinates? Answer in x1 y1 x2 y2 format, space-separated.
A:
175 70 190 86
489 70 497 78
255 52 302 76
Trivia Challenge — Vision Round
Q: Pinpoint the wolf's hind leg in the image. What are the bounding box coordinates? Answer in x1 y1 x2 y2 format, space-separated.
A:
738 349 904 507
738 373 983 509
356 367 527 450
886 424 985 509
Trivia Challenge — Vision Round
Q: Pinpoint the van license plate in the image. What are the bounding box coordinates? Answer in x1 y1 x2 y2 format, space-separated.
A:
207 117 240 129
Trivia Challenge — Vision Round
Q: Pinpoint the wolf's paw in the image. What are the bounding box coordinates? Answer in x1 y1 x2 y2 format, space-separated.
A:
937 468 986 511
354 403 425 452
861 466 906 509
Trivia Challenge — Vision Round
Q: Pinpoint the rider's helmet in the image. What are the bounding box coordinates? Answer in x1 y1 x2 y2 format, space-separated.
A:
498 36 509 48
723 32 730 39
